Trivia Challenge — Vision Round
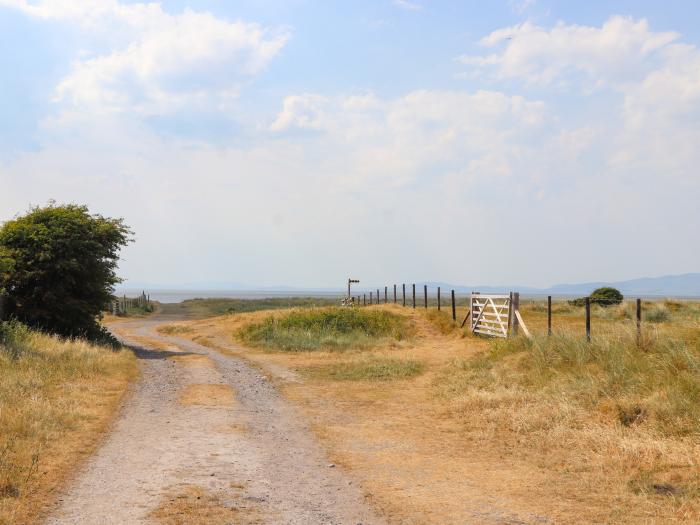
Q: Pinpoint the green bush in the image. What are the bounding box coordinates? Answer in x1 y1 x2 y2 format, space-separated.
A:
569 287 623 308
0 203 131 341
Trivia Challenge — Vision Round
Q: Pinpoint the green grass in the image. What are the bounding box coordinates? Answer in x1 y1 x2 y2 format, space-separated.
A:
305 356 424 381
159 297 340 318
237 307 413 352
440 326 700 436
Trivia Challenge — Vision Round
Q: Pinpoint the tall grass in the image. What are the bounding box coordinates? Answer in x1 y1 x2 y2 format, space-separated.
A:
441 326 700 436
0 321 136 524
435 324 700 507
423 309 459 335
237 307 413 351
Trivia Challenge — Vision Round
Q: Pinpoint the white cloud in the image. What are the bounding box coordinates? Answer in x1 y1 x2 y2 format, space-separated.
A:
269 89 547 189
392 0 422 12
509 0 536 15
462 15 700 182
2 0 288 115
270 94 334 132
2 9 699 286
461 16 678 88
2 78 698 285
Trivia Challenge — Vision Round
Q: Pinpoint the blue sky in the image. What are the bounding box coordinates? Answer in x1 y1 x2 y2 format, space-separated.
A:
1 1 699 288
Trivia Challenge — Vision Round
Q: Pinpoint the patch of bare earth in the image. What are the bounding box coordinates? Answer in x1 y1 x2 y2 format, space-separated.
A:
150 484 265 525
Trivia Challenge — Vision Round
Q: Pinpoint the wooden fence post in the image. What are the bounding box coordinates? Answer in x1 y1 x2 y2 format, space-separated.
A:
370 291 373 305
451 290 456 321
437 287 441 311
547 295 552 336
394 284 397 303
412 284 416 309
585 297 591 342
377 289 380 305
385 286 388 303
512 292 520 336
423 285 427 309
636 298 641 345
402 284 406 306
507 292 513 335
363 294 366 306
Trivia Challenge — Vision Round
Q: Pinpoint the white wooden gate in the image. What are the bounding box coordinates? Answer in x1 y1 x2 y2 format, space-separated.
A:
470 293 511 338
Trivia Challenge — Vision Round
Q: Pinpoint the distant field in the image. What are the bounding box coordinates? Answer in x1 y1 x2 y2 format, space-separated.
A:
158 297 340 318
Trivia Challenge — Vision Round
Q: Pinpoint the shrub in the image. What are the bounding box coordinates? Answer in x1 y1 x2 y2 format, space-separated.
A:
0 203 131 341
569 287 623 308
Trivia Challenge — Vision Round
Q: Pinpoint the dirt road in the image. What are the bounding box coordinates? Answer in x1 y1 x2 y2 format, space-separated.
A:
45 313 384 525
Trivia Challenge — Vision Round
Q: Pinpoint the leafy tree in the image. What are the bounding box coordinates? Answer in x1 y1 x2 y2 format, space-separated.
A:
0 203 132 340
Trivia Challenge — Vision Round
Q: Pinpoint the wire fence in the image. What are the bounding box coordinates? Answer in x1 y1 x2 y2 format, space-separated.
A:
349 283 663 343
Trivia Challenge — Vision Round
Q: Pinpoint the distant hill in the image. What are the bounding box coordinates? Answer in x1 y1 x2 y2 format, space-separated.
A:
422 273 700 298
544 273 700 297
118 273 700 298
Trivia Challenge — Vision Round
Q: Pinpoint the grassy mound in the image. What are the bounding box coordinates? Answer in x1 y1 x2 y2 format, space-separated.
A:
306 357 424 381
237 307 412 351
0 321 136 524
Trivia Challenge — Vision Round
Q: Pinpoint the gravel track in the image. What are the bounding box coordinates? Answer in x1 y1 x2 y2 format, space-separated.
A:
45 314 384 525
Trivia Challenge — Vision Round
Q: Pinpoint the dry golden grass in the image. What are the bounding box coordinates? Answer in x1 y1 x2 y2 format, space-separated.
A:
0 322 136 525
157 324 194 335
157 301 700 523
149 484 264 524
179 384 236 407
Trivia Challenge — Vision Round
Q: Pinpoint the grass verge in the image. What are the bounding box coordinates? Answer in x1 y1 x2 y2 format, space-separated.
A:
237 307 413 352
305 356 424 381
0 321 136 524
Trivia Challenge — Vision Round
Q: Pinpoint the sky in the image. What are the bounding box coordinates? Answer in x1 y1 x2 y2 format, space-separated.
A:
1 0 699 289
